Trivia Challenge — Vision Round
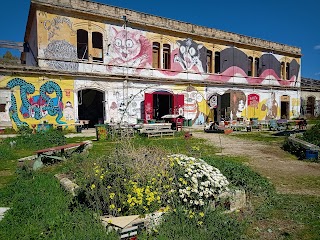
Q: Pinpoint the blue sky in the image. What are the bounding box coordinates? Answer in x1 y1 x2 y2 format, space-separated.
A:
1 0 319 79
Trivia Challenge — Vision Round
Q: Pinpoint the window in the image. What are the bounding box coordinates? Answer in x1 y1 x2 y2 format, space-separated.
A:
0 104 5 112
214 51 220 73
286 62 290 80
280 62 285 79
163 44 171 69
77 29 88 60
207 50 212 73
254 57 259 77
248 57 253 76
92 32 103 62
152 42 160 68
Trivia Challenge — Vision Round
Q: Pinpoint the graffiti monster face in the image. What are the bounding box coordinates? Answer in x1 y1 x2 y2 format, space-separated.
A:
182 87 203 121
112 27 141 62
174 38 207 72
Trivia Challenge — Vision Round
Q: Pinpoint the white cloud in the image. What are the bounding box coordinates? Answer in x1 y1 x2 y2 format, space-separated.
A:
314 45 320 50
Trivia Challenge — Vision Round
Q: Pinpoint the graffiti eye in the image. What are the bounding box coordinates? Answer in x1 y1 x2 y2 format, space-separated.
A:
189 47 196 56
115 39 122 47
180 46 186 54
126 39 133 48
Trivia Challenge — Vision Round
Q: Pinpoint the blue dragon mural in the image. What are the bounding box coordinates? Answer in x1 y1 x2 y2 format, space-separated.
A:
6 78 66 126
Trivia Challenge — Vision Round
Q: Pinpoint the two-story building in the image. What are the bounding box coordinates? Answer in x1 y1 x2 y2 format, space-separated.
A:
0 0 302 128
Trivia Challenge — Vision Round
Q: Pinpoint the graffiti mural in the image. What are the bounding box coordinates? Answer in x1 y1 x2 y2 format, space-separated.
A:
107 27 152 74
43 16 75 41
261 92 278 120
173 38 207 73
230 90 246 120
44 40 79 71
6 78 66 126
63 101 75 120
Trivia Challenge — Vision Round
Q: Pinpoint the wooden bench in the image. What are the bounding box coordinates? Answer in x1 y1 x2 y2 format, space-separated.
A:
33 142 87 170
139 123 176 138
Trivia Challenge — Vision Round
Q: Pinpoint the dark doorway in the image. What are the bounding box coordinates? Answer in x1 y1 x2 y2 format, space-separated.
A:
220 93 230 121
153 93 173 120
280 95 290 119
78 89 104 127
306 96 315 116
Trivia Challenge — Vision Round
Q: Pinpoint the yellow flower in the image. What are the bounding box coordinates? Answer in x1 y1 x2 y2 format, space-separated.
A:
117 208 121 212
199 212 205 217
90 184 96 190
100 175 104 180
109 193 115 199
197 221 203 226
107 185 111 189
109 204 115 210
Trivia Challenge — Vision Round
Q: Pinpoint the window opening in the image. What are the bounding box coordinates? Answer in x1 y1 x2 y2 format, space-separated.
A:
280 62 285 79
254 57 259 77
248 57 253 76
163 44 171 69
286 62 290 80
152 42 160 68
207 50 212 73
92 32 103 62
214 51 220 73
77 29 88 60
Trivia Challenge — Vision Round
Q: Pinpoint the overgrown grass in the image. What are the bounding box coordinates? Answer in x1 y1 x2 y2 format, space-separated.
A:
0 170 118 240
1 132 320 239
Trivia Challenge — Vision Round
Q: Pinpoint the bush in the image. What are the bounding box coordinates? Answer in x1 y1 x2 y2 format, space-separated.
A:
14 129 66 150
302 123 320 146
202 156 274 197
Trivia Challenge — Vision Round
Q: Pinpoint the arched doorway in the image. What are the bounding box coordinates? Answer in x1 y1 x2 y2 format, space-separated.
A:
78 89 104 127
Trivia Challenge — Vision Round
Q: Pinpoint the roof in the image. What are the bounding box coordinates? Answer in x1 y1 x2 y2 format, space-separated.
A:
28 0 301 57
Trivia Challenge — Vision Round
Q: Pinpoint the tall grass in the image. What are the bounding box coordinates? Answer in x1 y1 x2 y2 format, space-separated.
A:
0 170 117 240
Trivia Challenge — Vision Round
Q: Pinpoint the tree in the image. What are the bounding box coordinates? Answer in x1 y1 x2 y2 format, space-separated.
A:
0 50 20 65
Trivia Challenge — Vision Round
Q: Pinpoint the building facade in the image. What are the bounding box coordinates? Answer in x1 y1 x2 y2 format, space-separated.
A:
0 0 302 128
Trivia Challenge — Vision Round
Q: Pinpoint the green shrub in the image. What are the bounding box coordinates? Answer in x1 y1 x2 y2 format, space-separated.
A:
202 156 274 197
14 129 66 150
302 123 320 146
149 206 245 240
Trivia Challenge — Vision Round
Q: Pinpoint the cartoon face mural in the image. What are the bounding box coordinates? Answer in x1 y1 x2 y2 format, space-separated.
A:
181 86 203 122
63 101 75 121
174 38 207 73
230 90 246 120
6 78 66 126
107 27 152 73
261 92 278 120
109 101 118 122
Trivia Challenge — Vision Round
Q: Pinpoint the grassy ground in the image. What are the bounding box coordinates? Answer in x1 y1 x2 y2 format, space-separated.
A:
0 131 319 239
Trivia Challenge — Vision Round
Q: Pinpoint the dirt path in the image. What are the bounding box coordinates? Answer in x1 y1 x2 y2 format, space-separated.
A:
192 132 320 196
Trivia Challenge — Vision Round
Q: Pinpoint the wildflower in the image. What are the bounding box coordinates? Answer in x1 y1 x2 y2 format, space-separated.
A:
109 204 115 210
107 185 111 189
199 212 205 217
109 193 115 199
197 221 203 226
90 184 96 190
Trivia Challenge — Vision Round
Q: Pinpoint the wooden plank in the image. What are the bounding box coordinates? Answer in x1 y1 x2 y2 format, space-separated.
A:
35 142 85 155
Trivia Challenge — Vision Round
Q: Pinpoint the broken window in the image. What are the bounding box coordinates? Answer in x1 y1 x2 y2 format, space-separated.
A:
207 50 212 73
214 51 220 73
77 29 88 60
92 32 103 62
248 56 253 76
152 42 160 68
254 57 259 77
163 44 171 69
